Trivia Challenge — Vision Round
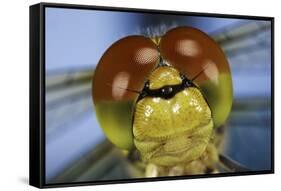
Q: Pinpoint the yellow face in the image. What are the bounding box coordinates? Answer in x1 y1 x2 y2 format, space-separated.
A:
133 66 213 166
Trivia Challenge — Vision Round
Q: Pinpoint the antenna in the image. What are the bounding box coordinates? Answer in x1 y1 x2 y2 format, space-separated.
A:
106 83 141 94
191 64 210 81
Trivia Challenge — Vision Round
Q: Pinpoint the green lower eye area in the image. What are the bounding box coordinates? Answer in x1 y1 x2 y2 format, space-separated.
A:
199 73 233 128
94 101 135 150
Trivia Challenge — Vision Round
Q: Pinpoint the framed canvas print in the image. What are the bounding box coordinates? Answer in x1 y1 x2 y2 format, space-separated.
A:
29 2 274 188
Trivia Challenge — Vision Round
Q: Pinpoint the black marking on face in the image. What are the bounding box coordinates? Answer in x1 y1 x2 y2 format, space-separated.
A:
137 74 196 101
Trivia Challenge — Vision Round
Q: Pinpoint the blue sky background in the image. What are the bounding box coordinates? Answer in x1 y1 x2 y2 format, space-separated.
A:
45 8 246 72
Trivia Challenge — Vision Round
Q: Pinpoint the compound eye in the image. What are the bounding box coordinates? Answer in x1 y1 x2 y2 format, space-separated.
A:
93 36 159 102
160 27 233 128
92 36 159 149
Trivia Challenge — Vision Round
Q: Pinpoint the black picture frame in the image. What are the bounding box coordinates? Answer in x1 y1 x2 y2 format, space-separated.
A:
30 2 274 188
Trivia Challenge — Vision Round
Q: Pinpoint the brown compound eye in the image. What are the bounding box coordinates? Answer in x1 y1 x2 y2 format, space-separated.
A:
93 36 159 103
160 27 233 128
92 36 159 150
160 26 230 82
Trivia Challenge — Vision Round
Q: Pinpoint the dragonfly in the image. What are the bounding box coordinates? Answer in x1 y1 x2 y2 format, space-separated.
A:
92 25 254 177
